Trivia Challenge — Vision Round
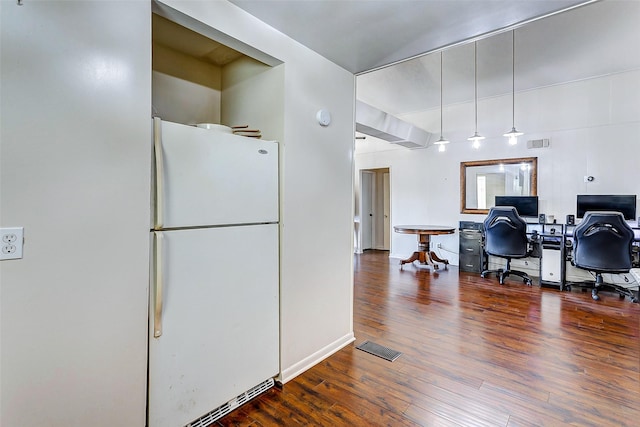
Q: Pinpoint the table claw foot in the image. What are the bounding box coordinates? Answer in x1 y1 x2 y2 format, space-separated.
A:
429 251 449 270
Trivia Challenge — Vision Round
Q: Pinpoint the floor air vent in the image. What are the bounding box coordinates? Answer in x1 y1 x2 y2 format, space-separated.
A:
356 340 402 362
186 378 274 427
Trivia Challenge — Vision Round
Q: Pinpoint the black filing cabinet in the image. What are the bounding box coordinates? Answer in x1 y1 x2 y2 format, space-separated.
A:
459 221 485 273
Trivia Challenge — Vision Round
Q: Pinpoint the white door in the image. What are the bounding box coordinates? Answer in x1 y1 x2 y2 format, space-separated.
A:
361 171 374 250
148 224 279 427
155 119 279 228
383 172 391 250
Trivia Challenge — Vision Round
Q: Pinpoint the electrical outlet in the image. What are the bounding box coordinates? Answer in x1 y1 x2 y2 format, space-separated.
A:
1 227 24 260
437 243 443 249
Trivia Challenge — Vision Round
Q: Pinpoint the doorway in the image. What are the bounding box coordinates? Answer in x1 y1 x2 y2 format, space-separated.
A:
358 168 391 252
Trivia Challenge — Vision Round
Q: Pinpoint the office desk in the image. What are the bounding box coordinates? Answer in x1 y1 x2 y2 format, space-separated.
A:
394 225 455 270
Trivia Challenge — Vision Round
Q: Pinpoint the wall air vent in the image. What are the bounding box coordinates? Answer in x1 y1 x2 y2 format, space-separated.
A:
527 138 550 149
356 100 433 149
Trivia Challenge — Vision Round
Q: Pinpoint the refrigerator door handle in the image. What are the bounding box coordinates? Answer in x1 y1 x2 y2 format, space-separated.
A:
153 230 164 338
153 117 164 229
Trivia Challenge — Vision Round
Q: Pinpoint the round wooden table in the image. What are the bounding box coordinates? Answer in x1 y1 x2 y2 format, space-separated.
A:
394 225 455 270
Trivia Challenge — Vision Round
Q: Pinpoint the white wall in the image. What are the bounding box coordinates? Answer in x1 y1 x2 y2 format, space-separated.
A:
356 70 640 264
222 57 285 143
1 0 356 424
152 43 223 125
157 0 356 383
0 1 151 426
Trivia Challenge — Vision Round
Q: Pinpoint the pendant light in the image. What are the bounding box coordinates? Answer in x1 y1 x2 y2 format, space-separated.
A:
434 51 449 152
504 30 523 145
468 41 485 149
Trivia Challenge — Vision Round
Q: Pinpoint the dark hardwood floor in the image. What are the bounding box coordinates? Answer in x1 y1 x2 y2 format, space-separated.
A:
215 250 640 426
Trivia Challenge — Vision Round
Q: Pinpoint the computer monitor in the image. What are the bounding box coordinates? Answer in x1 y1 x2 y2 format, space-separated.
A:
576 194 637 220
494 196 539 218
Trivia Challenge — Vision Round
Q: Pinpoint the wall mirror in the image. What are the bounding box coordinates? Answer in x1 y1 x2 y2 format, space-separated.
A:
460 157 537 214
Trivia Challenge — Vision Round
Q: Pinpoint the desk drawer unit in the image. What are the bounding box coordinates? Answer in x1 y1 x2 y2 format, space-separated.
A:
459 229 484 273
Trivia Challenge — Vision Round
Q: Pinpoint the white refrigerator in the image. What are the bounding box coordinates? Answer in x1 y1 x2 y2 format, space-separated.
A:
148 118 279 427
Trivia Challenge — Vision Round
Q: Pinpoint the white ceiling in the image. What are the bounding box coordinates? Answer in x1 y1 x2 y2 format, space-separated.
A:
229 0 640 117
229 0 592 74
358 0 640 115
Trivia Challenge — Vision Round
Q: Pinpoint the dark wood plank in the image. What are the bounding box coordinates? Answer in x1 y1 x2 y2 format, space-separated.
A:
215 250 640 426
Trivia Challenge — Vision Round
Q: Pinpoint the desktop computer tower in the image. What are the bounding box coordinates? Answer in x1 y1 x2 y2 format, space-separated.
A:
540 243 563 288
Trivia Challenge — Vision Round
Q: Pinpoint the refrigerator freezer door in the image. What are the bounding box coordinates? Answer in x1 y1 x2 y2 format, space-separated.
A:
154 119 279 229
148 224 279 427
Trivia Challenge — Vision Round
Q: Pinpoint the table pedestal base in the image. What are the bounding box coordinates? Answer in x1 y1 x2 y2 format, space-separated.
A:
400 236 449 270
399 250 449 270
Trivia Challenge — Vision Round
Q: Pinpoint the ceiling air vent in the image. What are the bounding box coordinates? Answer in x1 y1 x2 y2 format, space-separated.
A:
356 100 433 149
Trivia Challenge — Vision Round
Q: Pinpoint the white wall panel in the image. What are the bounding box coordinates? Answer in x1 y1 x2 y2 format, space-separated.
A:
611 71 640 123
153 71 221 125
1 1 151 426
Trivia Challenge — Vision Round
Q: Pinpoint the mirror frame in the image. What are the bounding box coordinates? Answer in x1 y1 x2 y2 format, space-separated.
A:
460 157 538 214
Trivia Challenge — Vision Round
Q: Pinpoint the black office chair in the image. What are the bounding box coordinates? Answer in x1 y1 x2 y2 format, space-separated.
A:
571 211 637 302
481 206 533 286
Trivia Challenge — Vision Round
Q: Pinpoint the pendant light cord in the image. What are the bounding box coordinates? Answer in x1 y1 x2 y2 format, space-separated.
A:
474 42 478 133
511 30 515 128
504 29 522 141
440 51 444 138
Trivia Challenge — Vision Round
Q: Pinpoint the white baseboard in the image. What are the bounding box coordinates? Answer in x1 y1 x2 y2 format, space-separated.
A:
278 332 355 384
